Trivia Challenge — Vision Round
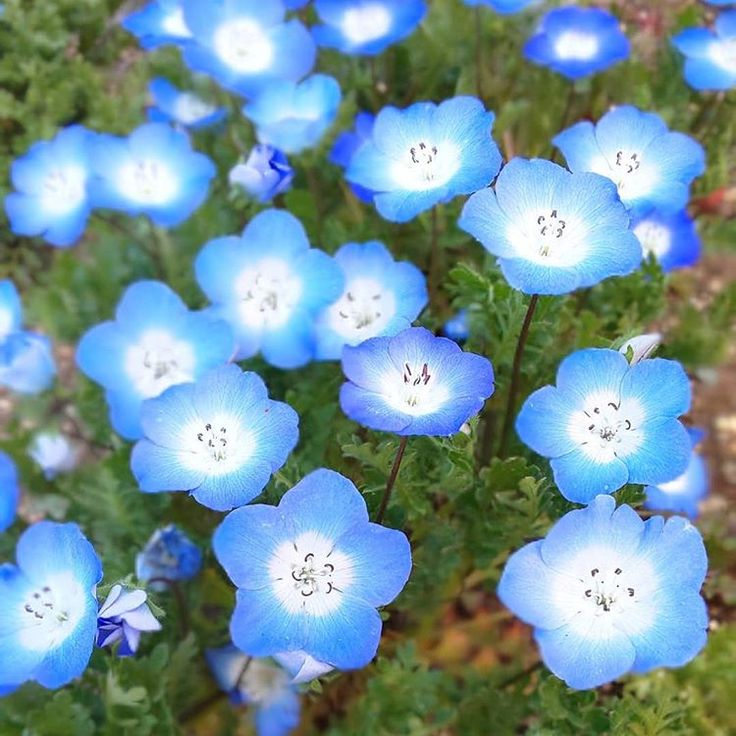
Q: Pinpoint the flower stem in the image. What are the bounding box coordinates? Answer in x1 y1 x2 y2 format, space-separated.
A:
376 436 409 523
428 205 441 307
498 294 539 458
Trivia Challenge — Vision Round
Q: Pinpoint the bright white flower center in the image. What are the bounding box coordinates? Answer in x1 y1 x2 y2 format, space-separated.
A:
235 258 302 330
173 93 216 125
177 413 255 476
161 7 191 38
213 19 274 74
381 359 449 416
124 329 195 398
710 38 736 72
633 220 672 259
41 167 87 215
341 4 392 45
508 208 588 267
240 659 290 704
327 278 395 343
117 159 179 205
554 31 599 61
390 140 461 192
269 532 354 616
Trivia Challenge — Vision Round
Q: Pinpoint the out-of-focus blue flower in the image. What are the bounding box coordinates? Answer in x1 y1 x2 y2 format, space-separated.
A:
554 106 705 217
0 280 22 340
673 11 736 91
443 310 469 343
75 280 233 440
206 646 301 736
524 7 630 80
347 97 502 223
214 469 412 671
273 651 334 684
463 0 538 12
181 0 315 97
459 158 641 295
136 525 202 590
329 111 375 203
4 126 95 248
0 522 102 689
645 429 709 519
498 495 708 690
312 0 426 56
132 364 299 512
0 332 56 395
229 144 294 202
195 209 343 368
340 326 494 435
516 348 692 504
243 75 342 154
632 209 701 272
147 78 226 129
0 451 19 533
96 585 161 657
121 0 192 49
314 241 427 360
28 433 77 481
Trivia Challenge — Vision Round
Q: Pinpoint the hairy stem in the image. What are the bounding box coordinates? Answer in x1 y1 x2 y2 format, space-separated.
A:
377 437 409 523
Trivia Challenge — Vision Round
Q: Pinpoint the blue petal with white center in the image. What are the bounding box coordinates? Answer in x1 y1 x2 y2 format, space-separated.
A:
136 524 202 589
329 111 376 203
147 78 226 130
632 209 701 272
229 144 294 202
0 451 19 533
121 0 192 49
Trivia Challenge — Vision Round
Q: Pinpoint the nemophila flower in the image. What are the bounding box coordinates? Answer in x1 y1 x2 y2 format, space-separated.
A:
4 126 95 248
553 106 706 216
463 0 538 13
131 364 298 511
347 96 502 223
229 144 294 202
243 75 342 154
673 12 736 91
121 0 192 49
0 280 22 340
206 646 301 736
0 332 56 395
516 348 692 504
498 495 708 690
312 0 426 56
524 7 630 80
0 522 102 689
147 78 226 130
329 111 375 203
340 326 494 435
619 333 661 365
443 310 469 343
28 432 77 480
195 209 343 368
181 0 315 97
76 280 233 440
88 123 216 228
459 158 641 295
314 241 428 360
213 469 412 670
96 585 161 657
273 651 334 684
0 451 19 533
645 429 709 519
632 209 701 272
136 524 202 590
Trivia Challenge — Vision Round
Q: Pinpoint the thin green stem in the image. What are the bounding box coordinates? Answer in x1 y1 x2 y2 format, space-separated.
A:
376 437 409 523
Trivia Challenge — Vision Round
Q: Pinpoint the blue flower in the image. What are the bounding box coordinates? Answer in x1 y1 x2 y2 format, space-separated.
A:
0 522 102 689
0 280 22 340
243 75 342 154
213 469 412 670
273 651 334 683
443 309 469 343
195 209 343 368
340 326 494 436
88 122 216 228
524 7 630 80
645 429 708 519
147 78 226 129
632 209 701 272
463 0 538 12
0 451 19 534
347 96 502 223
28 433 77 480
131 364 299 511
76 280 233 440
553 106 705 217
4 126 95 248
516 348 692 504
498 495 708 690
314 241 428 360
96 585 161 656
459 158 641 295
136 524 202 589
312 0 426 56
229 144 294 202
206 646 301 736
329 111 376 203
121 0 192 49
181 0 315 97
0 332 56 395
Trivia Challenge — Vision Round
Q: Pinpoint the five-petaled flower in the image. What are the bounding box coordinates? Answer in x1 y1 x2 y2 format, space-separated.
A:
147 78 226 130
96 585 161 657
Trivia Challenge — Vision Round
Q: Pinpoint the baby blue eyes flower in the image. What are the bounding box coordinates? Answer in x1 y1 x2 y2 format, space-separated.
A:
0 521 103 690
459 158 641 296
28 433 77 481
229 144 294 202
312 0 426 56
498 495 708 690
314 241 428 361
96 585 161 656
181 0 316 97
121 0 192 50
329 111 376 203
76 280 234 440
553 106 705 217
195 209 343 369
347 96 502 223
340 326 494 436
524 7 630 80
213 469 412 671
147 78 226 130
516 348 692 504
243 74 342 154
442 309 469 343
88 122 216 228
131 364 299 512
136 524 202 589
0 451 19 533
5 125 95 248
632 209 701 272
0 280 22 339
463 0 538 12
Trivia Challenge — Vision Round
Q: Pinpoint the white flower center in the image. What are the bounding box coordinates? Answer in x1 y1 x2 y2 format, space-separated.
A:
341 3 393 45
581 564 637 615
41 167 87 214
213 19 274 74
610 148 643 193
161 7 191 38
173 93 216 125
553 31 599 61
235 258 302 330
240 659 290 704
508 208 588 267
711 38 736 72
390 140 461 192
327 278 395 343
118 159 179 205
124 329 196 398
177 412 256 475
380 359 450 417
633 219 672 259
